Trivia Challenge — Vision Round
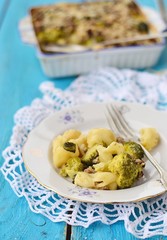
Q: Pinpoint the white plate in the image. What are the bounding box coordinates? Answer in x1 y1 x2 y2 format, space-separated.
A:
23 102 167 203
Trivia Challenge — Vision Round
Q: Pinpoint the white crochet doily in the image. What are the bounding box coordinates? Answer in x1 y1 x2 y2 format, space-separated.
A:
1 68 167 239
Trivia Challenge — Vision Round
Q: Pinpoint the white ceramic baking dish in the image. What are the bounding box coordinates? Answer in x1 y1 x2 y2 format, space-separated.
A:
36 7 166 78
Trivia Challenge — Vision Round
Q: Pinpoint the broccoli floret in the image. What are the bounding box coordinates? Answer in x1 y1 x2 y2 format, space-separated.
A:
63 142 76 153
82 146 99 166
60 157 83 179
108 153 143 189
124 141 144 159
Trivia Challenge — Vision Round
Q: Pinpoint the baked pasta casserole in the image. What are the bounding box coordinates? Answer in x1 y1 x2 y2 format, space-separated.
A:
30 0 160 53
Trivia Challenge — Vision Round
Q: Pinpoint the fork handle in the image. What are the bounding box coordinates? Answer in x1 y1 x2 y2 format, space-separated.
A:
140 145 167 190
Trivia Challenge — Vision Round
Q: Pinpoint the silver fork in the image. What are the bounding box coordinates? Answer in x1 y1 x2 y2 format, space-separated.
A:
105 103 167 190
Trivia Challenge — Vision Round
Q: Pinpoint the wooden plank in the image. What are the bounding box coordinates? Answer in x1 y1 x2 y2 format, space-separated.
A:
0 0 10 29
0 0 73 239
0 178 67 240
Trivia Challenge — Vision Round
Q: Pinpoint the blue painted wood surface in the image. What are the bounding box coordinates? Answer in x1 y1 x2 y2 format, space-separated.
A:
0 0 167 239
0 0 10 28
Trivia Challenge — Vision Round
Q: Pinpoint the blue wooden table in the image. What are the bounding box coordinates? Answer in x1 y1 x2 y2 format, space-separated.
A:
0 0 167 239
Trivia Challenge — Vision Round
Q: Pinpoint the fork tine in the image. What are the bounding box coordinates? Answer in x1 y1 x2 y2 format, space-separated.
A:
105 105 120 136
106 104 128 139
106 104 129 139
106 103 138 141
111 104 137 139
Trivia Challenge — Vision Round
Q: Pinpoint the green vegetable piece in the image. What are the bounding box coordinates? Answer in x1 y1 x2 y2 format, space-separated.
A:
82 146 99 166
63 142 76 153
137 22 149 33
124 141 144 159
108 153 143 189
60 157 83 179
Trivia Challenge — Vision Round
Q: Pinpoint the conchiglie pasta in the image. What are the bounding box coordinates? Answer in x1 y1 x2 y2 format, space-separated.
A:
53 145 79 168
52 135 64 151
93 161 110 172
63 129 81 141
96 145 113 162
140 128 160 151
87 128 116 148
107 142 124 155
52 129 82 168
74 171 117 190
96 142 124 162
69 134 88 156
